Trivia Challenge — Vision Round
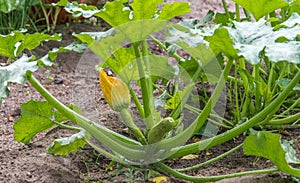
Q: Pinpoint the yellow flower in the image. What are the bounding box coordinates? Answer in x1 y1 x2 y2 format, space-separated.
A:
99 69 130 111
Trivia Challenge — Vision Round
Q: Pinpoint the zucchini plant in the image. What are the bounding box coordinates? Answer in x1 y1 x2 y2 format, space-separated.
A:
1 0 300 182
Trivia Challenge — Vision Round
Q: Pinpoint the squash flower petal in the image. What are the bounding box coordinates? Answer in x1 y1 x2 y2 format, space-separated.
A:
99 69 130 111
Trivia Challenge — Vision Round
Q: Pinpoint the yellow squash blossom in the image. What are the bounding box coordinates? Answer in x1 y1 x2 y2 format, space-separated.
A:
99 69 130 112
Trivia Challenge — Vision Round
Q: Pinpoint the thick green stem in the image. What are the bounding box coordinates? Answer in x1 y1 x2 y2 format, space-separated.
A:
234 61 241 122
253 64 262 110
267 112 300 125
221 0 230 19
27 73 149 161
169 70 300 159
52 121 82 131
120 108 147 145
157 60 233 150
235 3 240 22
264 124 300 130
133 42 155 128
152 83 233 127
153 162 278 182
129 87 145 118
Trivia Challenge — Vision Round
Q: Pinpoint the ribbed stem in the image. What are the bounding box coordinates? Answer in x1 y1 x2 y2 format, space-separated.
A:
169 70 300 159
153 162 278 182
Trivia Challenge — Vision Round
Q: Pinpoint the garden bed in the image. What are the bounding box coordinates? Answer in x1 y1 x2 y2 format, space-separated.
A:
1 0 299 182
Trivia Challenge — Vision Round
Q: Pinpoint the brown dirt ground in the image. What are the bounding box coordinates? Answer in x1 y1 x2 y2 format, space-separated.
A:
1 1 299 183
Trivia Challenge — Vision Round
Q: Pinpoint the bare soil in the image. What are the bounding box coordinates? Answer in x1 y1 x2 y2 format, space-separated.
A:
1 1 299 183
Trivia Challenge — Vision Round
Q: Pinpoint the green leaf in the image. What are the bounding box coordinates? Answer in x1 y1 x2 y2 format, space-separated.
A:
48 42 88 61
232 0 288 20
149 54 175 80
214 12 235 26
165 91 182 110
167 25 207 47
52 0 69 6
0 31 61 59
131 0 163 20
243 131 300 177
196 10 215 27
167 23 219 47
265 42 300 63
94 0 130 27
0 54 54 100
179 58 200 81
165 83 195 110
95 0 190 27
282 140 300 164
64 2 100 18
13 101 83 146
0 55 37 98
13 100 55 144
168 83 195 119
77 20 166 64
158 2 190 20
280 11 300 27
74 28 116 42
0 31 24 58
47 130 87 156
103 47 138 83
225 13 300 64
16 33 61 57
205 27 238 58
103 47 174 83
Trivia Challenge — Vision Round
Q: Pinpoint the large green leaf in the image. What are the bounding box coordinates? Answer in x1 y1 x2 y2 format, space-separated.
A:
149 54 175 80
0 31 61 59
226 13 300 64
94 0 189 27
94 0 129 27
13 100 55 144
47 130 87 156
64 2 100 18
13 100 83 146
205 27 238 58
282 140 300 164
167 13 300 65
158 2 190 20
265 42 300 63
243 131 300 177
0 31 23 58
102 47 174 83
233 0 288 20
131 0 163 20
103 47 138 83
54 0 99 18
0 54 54 100
76 20 167 63
0 55 37 98
16 33 61 57
166 24 219 48
226 19 272 64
